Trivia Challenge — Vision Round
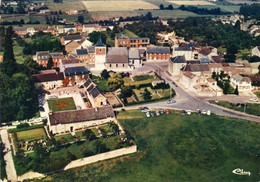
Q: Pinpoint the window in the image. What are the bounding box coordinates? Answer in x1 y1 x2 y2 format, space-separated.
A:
116 64 118 67
110 64 111 67
123 64 124 67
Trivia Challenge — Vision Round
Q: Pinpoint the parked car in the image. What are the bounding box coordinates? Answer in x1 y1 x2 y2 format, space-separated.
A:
202 110 207 114
39 107 45 112
167 99 176 104
207 110 211 115
151 112 155 117
146 112 150 117
197 109 201 114
181 110 186 115
83 98 87 102
249 98 259 102
155 110 160 116
186 110 191 115
160 109 164 114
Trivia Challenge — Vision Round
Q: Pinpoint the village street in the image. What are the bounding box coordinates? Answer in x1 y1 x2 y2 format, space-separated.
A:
0 129 17 182
124 62 260 123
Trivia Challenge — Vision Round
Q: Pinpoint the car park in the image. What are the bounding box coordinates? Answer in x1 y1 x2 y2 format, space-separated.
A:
167 99 176 104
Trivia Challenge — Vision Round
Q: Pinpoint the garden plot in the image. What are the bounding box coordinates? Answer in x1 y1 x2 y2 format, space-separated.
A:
48 97 76 112
82 1 159 12
169 1 216 5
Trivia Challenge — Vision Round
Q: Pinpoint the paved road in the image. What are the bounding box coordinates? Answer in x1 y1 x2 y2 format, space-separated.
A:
123 62 260 123
0 129 17 182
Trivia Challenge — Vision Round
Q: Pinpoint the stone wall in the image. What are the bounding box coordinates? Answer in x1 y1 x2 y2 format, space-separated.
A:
64 145 137 170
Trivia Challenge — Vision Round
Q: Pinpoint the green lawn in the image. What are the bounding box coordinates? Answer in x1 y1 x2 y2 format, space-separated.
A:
92 75 112 92
16 128 46 141
75 128 100 140
39 109 260 182
124 74 159 87
48 97 76 112
209 100 260 116
54 133 75 144
255 91 260 98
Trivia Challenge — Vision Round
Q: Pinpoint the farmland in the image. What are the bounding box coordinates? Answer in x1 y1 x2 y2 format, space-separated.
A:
38 109 260 181
169 0 216 6
82 1 159 12
227 0 260 4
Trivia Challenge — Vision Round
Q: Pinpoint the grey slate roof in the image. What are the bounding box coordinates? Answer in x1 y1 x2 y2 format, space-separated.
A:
95 35 106 47
87 46 95 53
76 49 88 55
33 72 64 83
36 51 50 57
63 35 82 41
49 105 114 125
64 66 89 76
83 78 92 88
231 74 251 83
89 87 101 98
147 47 170 54
171 55 186 63
129 49 140 59
185 64 210 72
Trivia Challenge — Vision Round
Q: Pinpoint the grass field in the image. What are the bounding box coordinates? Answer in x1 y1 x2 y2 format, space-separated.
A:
48 97 76 112
82 1 159 12
40 109 260 181
209 100 260 116
255 91 260 98
227 0 260 4
16 128 46 141
46 1 86 11
169 0 216 5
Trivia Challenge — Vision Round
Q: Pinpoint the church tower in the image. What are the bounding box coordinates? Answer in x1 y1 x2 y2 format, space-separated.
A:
94 35 106 70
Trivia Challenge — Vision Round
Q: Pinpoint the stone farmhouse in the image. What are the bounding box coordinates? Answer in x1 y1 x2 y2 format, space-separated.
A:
33 70 64 90
48 105 115 134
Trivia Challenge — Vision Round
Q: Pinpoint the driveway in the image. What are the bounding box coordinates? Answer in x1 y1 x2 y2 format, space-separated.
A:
0 129 17 182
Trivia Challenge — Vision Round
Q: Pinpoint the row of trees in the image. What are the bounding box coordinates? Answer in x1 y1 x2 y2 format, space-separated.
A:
178 5 229 15
0 26 39 123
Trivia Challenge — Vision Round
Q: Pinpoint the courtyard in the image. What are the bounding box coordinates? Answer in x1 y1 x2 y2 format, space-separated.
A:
48 97 76 112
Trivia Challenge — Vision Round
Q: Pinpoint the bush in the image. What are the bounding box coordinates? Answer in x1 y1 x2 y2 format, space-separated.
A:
17 123 30 129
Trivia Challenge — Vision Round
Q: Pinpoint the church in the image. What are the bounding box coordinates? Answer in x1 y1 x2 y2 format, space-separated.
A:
93 36 143 71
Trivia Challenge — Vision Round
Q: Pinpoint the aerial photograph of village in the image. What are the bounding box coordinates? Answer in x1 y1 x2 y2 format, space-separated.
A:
0 0 259 181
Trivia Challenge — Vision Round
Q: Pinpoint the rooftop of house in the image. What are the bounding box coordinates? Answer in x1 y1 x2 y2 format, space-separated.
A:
183 71 196 79
76 49 88 55
170 55 186 63
129 49 140 59
212 55 224 63
49 105 114 125
89 87 101 98
62 34 82 41
61 58 81 65
147 46 170 54
199 47 215 56
231 74 251 83
33 71 64 83
36 51 50 57
50 52 63 58
185 64 210 72
200 58 211 63
83 78 93 88
64 66 89 76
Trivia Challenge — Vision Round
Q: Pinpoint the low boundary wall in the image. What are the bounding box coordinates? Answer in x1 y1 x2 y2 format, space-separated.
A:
64 145 137 170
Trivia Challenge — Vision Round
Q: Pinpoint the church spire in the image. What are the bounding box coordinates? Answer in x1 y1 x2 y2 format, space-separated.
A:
95 34 105 47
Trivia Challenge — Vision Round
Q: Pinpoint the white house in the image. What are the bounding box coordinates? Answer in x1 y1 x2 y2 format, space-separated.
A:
168 55 187 76
230 74 252 92
33 70 64 90
172 42 198 60
252 46 260 57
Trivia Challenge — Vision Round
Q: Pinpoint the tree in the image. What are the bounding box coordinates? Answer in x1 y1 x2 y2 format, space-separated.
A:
234 20 241 30
101 69 110 79
234 86 239 95
119 86 133 98
212 71 217 79
83 129 96 141
168 4 174 10
93 141 109 154
65 151 76 162
159 4 164 10
89 31 106 44
143 88 152 100
108 73 124 90
77 15 84 24
47 57 54 69
23 57 44 74
2 26 17 76
109 122 119 134
258 65 260 75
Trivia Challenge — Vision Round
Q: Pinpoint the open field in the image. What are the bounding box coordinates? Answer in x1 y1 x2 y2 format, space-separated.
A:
48 97 76 112
46 1 86 11
209 100 260 116
227 0 260 4
40 109 260 181
16 128 46 141
82 1 158 12
169 0 216 5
